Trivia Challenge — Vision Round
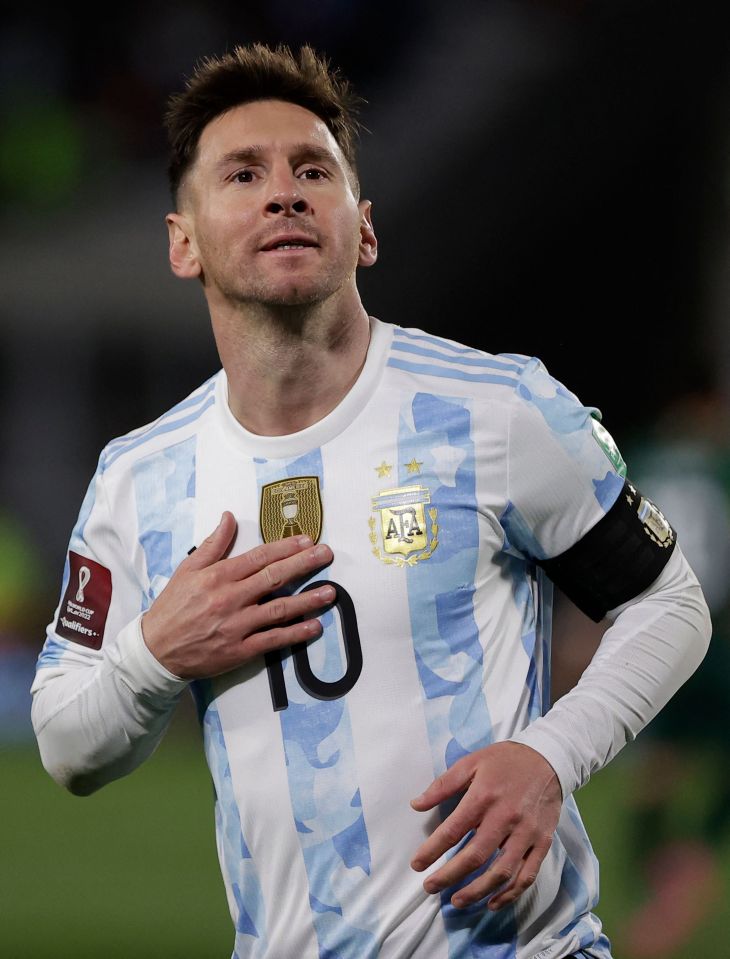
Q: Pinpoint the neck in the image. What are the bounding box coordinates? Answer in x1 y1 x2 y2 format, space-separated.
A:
209 288 372 436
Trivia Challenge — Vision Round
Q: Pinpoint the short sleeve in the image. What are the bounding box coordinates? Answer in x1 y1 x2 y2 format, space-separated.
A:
500 357 626 563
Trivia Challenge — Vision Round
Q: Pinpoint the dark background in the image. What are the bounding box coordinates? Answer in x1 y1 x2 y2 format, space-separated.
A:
2 0 729 573
2 4 730 957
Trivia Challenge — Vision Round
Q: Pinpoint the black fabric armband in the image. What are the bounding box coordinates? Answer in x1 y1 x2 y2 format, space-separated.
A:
538 480 676 622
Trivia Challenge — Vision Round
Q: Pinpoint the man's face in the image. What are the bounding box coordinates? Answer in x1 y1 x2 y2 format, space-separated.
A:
168 99 375 308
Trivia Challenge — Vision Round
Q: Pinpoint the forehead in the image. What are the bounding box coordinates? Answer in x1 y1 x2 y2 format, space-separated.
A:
195 99 344 167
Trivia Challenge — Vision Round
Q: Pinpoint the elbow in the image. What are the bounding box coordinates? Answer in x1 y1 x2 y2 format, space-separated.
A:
35 729 106 797
38 750 102 797
66 776 102 798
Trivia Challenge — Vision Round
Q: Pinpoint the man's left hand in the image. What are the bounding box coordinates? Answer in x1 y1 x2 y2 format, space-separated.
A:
410 741 563 910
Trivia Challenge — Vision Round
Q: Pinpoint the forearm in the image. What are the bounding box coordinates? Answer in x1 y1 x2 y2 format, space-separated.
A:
31 616 188 796
510 546 711 797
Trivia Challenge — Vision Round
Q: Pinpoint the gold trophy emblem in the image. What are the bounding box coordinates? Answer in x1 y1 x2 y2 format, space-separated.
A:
280 489 303 538
260 477 323 544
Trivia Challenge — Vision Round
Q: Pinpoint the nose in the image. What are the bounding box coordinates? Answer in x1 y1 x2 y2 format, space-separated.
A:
265 190 310 217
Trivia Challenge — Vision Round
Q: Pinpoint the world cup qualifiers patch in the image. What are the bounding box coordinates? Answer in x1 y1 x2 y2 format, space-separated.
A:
55 551 112 649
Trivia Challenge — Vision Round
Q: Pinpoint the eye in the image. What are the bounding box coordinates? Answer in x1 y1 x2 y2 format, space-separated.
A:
231 169 255 184
300 167 327 181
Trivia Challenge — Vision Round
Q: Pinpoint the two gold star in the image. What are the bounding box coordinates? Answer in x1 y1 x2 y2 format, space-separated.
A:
374 458 423 478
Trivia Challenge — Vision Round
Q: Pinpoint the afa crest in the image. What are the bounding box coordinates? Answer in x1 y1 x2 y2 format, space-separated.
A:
369 485 439 567
260 476 323 544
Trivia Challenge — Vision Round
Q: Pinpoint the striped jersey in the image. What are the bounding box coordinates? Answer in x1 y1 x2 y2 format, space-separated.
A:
34 318 620 959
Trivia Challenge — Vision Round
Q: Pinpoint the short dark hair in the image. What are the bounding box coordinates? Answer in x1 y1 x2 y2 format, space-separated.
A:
164 43 364 206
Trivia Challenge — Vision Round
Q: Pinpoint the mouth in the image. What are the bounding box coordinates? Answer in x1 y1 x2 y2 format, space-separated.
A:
260 234 320 252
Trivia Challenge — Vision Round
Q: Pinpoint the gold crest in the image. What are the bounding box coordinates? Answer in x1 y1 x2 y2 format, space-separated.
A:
637 495 674 548
260 476 323 544
626 483 675 549
369 485 439 567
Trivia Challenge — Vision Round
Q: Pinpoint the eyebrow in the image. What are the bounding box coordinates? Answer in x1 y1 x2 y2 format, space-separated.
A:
215 143 340 171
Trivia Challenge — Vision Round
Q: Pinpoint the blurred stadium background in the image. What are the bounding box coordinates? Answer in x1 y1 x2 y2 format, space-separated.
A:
2 2 730 956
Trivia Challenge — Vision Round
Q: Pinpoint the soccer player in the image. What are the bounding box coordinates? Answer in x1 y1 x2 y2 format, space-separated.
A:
31 44 711 959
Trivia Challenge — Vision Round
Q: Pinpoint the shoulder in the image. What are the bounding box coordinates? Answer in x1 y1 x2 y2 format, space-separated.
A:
383 322 535 397
97 370 223 478
381 324 599 432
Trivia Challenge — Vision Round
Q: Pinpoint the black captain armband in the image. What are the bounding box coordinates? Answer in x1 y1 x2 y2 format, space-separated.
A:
538 479 676 622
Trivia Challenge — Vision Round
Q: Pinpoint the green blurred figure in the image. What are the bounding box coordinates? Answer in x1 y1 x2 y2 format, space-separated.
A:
0 514 46 743
618 386 730 958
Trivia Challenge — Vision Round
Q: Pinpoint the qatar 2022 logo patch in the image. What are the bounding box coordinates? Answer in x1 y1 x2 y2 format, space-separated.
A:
55 552 112 649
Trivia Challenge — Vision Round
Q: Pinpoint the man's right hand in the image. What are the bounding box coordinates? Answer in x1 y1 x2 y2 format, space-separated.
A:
140 511 335 680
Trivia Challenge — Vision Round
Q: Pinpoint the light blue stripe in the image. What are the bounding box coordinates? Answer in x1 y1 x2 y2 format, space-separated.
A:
204 704 268 957
132 435 197 608
37 463 101 669
555 800 603 950
69 465 101 552
105 376 217 455
499 353 531 365
254 453 378 959
396 391 517 956
392 340 524 373
105 394 216 470
387 358 519 387
393 329 484 356
36 633 70 669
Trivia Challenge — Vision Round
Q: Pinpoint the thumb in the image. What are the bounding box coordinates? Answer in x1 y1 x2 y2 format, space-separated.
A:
187 511 237 568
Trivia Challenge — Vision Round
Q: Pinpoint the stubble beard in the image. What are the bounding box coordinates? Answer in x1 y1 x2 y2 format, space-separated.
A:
218 252 357 313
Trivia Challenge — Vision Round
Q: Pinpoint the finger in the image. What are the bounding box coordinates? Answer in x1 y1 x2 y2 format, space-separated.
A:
243 543 334 599
410 790 484 872
223 536 328 585
186 511 238 569
411 758 474 813
244 583 337 634
451 830 550 910
486 840 551 911
421 824 507 895
238 614 325 661
446 843 523 908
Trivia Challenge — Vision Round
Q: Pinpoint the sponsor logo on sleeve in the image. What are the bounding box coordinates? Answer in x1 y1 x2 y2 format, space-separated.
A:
591 416 627 477
55 551 112 649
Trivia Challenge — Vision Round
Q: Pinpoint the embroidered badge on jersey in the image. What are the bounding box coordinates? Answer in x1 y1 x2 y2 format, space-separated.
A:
260 476 323 544
369 484 439 566
590 414 627 477
55 551 112 649
626 481 675 548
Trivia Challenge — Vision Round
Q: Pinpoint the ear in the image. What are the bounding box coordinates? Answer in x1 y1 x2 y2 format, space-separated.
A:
166 212 202 279
357 200 378 268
